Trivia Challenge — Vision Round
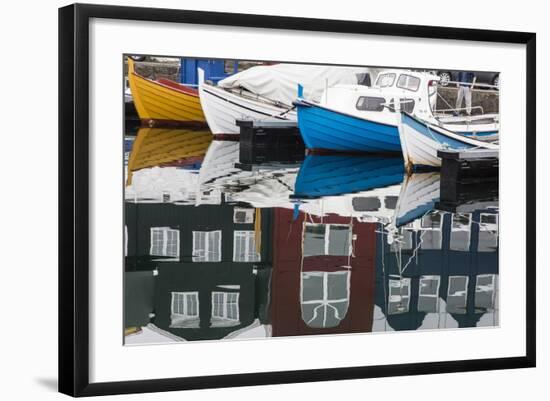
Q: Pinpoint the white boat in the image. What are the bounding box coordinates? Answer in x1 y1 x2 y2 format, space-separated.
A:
393 172 441 227
397 112 499 169
198 83 297 134
199 63 368 134
295 69 499 152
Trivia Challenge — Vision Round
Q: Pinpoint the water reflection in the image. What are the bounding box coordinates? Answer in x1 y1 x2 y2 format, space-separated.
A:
124 128 499 344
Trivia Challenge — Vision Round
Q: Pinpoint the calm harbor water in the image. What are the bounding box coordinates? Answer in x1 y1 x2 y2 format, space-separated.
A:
123 127 499 344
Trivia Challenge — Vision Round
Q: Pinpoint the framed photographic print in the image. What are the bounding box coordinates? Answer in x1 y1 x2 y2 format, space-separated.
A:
58 2 536 397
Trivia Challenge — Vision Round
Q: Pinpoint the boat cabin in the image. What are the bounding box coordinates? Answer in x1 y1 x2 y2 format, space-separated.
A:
319 69 440 125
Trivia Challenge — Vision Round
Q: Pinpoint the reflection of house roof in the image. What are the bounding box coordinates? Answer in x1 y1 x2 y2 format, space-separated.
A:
417 299 459 330
222 319 271 339
125 166 221 204
127 128 212 185
371 305 395 332
124 324 186 345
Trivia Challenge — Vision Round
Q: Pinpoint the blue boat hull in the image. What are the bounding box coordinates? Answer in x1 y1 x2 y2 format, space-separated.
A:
294 155 404 198
296 101 402 153
295 100 497 152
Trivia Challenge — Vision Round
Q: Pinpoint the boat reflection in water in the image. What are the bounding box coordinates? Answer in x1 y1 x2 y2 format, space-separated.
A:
124 133 499 344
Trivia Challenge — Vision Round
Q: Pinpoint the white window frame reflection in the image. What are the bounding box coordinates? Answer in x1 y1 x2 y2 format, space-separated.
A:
450 213 472 251
388 278 411 315
475 274 497 311
170 291 200 328
396 224 415 251
478 213 499 252
301 271 350 328
447 275 469 314
418 275 441 312
303 223 352 257
233 230 261 262
211 291 240 327
418 212 443 249
150 227 180 260
192 230 222 262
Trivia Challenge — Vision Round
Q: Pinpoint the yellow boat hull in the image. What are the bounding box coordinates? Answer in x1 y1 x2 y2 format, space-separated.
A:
126 128 212 185
127 58 207 126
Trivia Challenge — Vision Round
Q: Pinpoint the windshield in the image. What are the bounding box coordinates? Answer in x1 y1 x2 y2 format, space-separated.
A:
397 74 421 91
375 73 396 88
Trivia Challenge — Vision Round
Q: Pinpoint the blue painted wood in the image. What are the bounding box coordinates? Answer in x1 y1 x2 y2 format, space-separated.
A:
296 101 401 152
179 58 236 86
294 155 404 198
296 100 497 152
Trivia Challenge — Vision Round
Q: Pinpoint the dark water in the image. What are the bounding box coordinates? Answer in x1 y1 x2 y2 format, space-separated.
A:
123 128 498 345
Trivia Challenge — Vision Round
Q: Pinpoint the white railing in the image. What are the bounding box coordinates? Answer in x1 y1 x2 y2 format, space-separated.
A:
444 81 499 90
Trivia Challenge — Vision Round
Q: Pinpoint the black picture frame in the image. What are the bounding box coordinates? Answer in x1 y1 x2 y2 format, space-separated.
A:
59 3 536 397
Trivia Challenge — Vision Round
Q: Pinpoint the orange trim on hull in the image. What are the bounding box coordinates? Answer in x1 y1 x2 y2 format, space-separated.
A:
157 78 199 96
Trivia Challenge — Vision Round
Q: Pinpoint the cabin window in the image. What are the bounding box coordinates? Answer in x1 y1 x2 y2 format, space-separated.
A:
356 96 385 112
418 275 441 312
150 227 180 259
478 213 499 252
301 271 350 328
233 231 261 262
397 74 421 91
211 291 240 327
419 212 442 250
356 72 371 86
352 196 382 212
192 230 222 262
450 213 472 251
303 223 352 257
447 276 469 314
400 98 416 113
375 73 396 88
384 196 398 210
475 274 497 312
233 207 255 224
170 292 200 328
388 278 411 315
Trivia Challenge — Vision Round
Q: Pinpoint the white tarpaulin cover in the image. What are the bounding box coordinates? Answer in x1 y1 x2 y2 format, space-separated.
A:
217 63 369 106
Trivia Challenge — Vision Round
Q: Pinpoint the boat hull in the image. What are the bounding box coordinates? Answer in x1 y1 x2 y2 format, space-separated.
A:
398 113 498 169
127 59 206 126
199 84 297 135
294 155 404 198
393 172 440 227
295 100 402 153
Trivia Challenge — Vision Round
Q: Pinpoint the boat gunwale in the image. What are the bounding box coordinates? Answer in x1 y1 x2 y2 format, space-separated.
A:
295 98 397 129
200 84 296 121
130 70 200 98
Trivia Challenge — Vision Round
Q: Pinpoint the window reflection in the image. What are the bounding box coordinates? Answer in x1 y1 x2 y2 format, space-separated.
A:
303 224 352 257
301 271 350 328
